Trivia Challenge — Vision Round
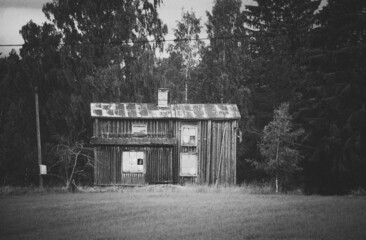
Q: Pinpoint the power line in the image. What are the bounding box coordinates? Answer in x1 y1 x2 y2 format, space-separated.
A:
0 35 249 48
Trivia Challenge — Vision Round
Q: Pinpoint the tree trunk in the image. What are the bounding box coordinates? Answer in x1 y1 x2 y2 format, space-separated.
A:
275 137 280 193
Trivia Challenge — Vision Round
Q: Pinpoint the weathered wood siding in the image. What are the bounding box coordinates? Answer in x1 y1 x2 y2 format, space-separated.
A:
95 146 175 185
93 119 175 138
146 147 173 183
93 119 178 185
176 120 237 185
208 120 237 185
93 118 237 185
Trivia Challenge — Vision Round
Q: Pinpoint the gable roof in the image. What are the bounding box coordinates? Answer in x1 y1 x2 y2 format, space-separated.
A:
90 103 241 120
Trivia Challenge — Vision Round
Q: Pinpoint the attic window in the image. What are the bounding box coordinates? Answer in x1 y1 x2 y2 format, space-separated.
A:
180 153 198 176
132 124 147 137
122 151 145 173
181 125 197 146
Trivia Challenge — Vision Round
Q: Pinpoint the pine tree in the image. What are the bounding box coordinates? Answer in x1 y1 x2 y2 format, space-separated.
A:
254 103 304 192
295 0 366 194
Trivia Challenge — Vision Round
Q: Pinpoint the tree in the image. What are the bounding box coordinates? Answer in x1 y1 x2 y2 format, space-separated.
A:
243 0 321 123
204 0 248 103
254 102 304 192
295 0 366 194
41 0 167 130
154 52 185 103
0 0 168 186
245 0 321 57
166 9 204 103
0 49 43 185
50 135 94 191
238 0 320 184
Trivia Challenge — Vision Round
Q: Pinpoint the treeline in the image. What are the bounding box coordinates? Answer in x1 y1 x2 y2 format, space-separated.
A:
0 0 365 194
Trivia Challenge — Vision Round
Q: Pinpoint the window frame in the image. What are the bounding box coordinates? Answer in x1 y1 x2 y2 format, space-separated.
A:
131 123 148 137
180 152 198 177
122 151 145 174
181 124 198 146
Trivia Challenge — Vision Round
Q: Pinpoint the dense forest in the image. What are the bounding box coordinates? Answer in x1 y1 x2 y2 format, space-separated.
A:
0 0 365 194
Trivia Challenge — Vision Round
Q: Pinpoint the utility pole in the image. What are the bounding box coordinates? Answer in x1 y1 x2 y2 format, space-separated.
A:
35 86 43 189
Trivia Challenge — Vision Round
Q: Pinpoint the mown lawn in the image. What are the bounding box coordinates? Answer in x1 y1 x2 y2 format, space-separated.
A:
0 186 365 239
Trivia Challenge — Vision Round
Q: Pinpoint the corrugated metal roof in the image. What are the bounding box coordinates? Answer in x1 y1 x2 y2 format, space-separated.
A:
91 103 241 120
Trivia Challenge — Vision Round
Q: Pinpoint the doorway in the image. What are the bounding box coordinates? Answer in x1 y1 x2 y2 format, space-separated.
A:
146 147 173 184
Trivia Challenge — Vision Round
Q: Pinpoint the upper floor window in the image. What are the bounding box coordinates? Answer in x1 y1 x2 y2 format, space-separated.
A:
132 124 147 137
181 125 197 146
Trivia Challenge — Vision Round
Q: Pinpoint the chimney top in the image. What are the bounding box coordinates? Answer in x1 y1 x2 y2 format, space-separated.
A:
158 88 169 108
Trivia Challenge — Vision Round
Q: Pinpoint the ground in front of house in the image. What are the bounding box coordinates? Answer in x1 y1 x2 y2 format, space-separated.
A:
0 186 365 239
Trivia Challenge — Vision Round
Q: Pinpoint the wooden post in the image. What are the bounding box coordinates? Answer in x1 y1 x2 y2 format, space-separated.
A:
35 87 43 189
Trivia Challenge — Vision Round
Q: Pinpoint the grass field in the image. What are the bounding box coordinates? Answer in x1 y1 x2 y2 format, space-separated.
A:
1 186 366 240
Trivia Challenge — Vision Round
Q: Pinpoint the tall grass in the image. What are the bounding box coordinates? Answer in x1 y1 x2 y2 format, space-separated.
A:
1 182 277 195
0 186 66 195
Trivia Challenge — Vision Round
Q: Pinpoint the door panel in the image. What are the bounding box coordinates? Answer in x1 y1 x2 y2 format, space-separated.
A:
146 148 173 183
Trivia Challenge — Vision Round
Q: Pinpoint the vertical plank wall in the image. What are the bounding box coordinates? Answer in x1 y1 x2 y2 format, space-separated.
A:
93 119 175 138
176 120 237 185
208 120 237 185
93 118 237 185
95 146 174 185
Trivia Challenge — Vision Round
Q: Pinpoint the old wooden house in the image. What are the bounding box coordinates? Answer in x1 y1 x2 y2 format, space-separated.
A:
90 89 241 186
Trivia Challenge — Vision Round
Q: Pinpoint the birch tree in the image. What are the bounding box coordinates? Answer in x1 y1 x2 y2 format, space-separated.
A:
170 10 204 103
